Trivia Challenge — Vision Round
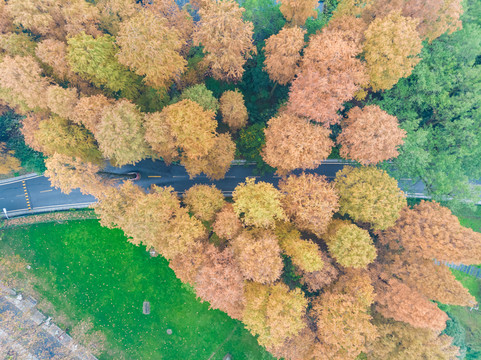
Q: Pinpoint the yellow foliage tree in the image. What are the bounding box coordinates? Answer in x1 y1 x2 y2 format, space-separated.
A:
0 142 20 175
219 89 248 131
116 9 186 89
193 0 256 82
95 99 150 166
264 26 306 85
275 222 324 273
334 166 407 230
46 85 79 120
324 219 377 268
233 177 286 228
363 11 422 91
183 184 225 222
242 281 308 347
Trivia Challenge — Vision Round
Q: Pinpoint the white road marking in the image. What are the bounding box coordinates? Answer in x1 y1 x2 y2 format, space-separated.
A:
0 175 42 186
40 189 53 193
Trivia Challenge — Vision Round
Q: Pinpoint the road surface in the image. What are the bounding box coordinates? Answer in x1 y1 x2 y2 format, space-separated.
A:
0 160 427 219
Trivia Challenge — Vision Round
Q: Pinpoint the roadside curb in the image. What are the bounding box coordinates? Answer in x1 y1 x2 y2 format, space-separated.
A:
0 173 39 185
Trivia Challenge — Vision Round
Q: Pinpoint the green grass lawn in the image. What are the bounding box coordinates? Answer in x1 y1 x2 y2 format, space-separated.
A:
439 210 481 360
0 220 274 360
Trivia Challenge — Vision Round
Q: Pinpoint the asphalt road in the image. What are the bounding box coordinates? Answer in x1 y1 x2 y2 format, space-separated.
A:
0 160 426 218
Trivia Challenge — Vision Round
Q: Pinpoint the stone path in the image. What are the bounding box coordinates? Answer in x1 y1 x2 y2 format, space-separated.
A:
0 285 98 360
434 259 481 279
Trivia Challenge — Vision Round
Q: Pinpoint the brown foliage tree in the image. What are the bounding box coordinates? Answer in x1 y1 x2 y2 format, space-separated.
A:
242 282 308 347
381 200 481 264
363 0 463 43
231 229 283 284
145 0 194 53
96 0 140 36
168 241 209 286
193 0 256 82
46 85 79 120
44 153 109 197
0 55 50 111
116 9 186 89
183 184 225 222
232 177 286 228
299 251 339 292
338 105 406 165
219 89 248 131
266 326 317 360
96 99 150 166
0 142 20 175
94 183 207 260
20 112 48 152
373 277 448 332
35 116 103 164
279 173 339 236
262 113 333 175
6 0 100 39
287 26 367 126
384 252 477 307
363 11 422 91
72 94 115 135
212 203 243 240
263 26 306 85
334 166 407 230
194 245 245 319
35 39 72 81
278 0 318 26
367 316 459 360
311 273 377 360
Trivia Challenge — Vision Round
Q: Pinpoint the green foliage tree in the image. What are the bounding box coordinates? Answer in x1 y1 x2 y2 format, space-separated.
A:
67 32 138 97
180 83 219 112
376 11 481 212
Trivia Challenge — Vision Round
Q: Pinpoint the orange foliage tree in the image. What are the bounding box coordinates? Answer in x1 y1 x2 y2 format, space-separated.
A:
278 0 318 26
44 153 109 197
263 26 306 85
334 166 406 230
299 251 339 292
363 11 422 91
279 173 339 236
311 271 377 359
338 105 406 165
262 113 333 175
219 89 248 132
212 203 243 240
194 245 245 320
231 229 283 284
193 0 256 82
72 94 115 135
46 85 79 120
287 26 367 126
373 277 448 332
381 200 481 264
116 9 186 89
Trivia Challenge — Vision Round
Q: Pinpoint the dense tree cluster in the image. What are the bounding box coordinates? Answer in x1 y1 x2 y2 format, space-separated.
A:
0 0 476 359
